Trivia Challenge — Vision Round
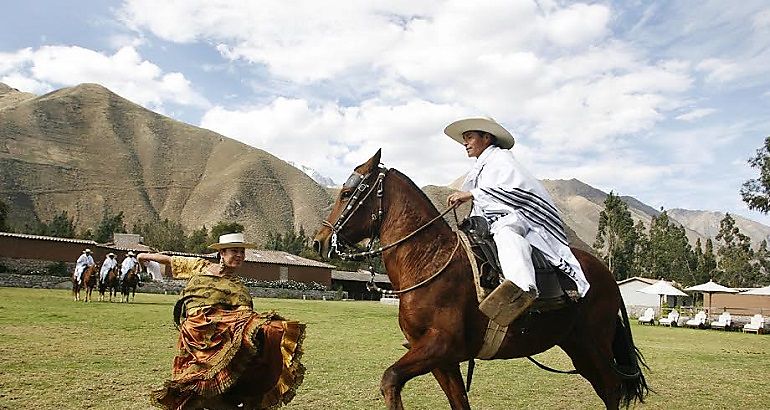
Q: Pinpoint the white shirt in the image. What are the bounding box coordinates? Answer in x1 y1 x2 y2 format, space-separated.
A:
76 254 95 269
100 257 118 276
463 145 590 297
121 257 136 275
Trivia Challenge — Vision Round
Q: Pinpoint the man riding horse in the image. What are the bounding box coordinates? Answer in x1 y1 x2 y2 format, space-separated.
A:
444 117 590 325
73 248 95 286
120 251 137 284
99 252 118 285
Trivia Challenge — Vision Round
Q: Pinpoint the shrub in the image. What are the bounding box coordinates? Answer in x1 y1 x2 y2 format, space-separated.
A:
46 262 69 277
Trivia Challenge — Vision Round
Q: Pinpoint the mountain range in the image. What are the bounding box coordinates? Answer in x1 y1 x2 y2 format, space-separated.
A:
1 82 769 250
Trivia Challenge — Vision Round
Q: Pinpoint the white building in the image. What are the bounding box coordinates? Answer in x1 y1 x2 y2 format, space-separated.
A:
617 277 692 317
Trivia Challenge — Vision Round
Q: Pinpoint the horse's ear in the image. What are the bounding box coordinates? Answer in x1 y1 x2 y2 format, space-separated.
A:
361 149 382 173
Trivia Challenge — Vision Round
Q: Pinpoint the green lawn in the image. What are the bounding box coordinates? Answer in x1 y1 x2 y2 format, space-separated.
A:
0 287 768 409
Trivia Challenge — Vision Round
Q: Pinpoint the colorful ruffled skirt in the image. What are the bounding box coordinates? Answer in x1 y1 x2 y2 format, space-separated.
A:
151 308 305 409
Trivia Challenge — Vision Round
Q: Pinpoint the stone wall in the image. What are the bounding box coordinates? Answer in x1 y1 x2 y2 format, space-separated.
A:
0 273 345 300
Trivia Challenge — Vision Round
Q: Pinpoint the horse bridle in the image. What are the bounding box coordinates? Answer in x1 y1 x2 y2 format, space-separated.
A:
322 164 461 295
322 166 388 260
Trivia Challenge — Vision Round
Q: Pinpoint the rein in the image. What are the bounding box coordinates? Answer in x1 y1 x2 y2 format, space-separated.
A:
367 231 461 295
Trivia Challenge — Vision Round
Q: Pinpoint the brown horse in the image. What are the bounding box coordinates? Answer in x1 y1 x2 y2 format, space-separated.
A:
121 267 138 303
313 150 648 410
99 265 120 302
72 264 97 302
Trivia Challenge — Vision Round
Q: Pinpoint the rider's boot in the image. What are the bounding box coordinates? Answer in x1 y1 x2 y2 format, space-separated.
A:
479 280 536 327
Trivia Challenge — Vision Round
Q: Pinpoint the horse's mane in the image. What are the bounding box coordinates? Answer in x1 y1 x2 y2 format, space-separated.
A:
389 169 444 220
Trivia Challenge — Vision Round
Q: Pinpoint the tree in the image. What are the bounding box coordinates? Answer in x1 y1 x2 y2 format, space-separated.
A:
593 192 637 280
134 219 187 252
741 136 770 213
186 225 210 254
753 240 770 286
93 209 127 243
48 210 77 238
209 221 244 244
631 220 650 277
693 238 717 285
0 199 8 231
715 213 755 287
266 225 310 255
647 210 695 284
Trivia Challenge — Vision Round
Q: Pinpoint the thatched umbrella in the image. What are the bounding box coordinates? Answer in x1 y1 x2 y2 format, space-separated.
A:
638 280 688 315
684 280 738 321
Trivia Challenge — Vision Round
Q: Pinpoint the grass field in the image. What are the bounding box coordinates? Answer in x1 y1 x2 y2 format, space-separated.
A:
1 287 769 409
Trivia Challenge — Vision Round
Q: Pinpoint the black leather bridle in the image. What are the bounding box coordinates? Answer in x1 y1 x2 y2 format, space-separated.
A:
322 166 388 260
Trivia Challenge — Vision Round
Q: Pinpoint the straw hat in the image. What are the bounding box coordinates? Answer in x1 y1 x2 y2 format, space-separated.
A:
107 252 115 257
127 251 135 257
444 117 515 149
83 248 92 254
208 232 257 250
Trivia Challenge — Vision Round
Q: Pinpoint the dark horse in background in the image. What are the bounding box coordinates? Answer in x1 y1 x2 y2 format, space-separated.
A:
121 267 139 303
72 264 97 302
314 150 649 410
99 265 120 302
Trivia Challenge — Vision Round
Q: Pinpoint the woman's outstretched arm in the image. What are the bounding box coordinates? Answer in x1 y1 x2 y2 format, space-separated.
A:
137 252 173 266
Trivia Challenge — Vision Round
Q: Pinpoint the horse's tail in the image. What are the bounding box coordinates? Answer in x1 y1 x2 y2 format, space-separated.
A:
612 297 650 408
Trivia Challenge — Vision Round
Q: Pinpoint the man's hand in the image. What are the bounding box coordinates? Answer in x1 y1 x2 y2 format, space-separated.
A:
447 191 473 207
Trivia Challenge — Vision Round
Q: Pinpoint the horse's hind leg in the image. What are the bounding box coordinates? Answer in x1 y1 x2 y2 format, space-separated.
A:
559 336 621 410
431 364 471 410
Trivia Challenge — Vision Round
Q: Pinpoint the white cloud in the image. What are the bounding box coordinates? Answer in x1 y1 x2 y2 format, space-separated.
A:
696 58 742 83
200 97 471 186
0 45 208 111
675 108 717 122
542 3 610 47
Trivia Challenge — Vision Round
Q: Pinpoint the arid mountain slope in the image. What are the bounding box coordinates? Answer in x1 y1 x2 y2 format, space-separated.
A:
0 83 333 244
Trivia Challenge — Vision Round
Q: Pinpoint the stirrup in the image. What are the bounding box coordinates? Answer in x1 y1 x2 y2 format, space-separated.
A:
478 280 536 326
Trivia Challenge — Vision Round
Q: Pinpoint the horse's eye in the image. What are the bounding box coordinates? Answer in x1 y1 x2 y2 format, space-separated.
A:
340 190 353 200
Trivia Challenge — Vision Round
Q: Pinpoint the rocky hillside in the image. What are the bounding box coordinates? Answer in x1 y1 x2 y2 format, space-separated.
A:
0 83 333 244
667 208 770 246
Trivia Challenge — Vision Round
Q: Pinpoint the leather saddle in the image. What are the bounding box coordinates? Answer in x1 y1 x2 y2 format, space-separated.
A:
459 216 577 310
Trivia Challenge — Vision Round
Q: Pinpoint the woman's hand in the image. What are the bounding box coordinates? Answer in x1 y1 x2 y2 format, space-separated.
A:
447 191 473 207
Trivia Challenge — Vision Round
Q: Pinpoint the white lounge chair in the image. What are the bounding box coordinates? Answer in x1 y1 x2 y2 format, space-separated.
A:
659 309 680 327
743 314 766 334
685 311 707 328
710 311 731 330
637 308 655 325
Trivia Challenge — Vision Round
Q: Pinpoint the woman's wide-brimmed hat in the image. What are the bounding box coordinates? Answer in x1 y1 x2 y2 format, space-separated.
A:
83 248 92 253
127 251 135 257
208 232 258 250
444 117 515 149
107 252 115 257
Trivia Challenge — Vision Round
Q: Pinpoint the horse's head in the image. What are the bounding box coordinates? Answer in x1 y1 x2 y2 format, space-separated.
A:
313 149 386 259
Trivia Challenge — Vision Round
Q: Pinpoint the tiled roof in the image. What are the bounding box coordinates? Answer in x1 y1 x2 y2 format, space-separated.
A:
0 231 97 245
332 270 391 284
245 250 336 268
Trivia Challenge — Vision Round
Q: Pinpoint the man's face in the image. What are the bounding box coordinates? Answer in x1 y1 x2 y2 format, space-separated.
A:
462 131 493 158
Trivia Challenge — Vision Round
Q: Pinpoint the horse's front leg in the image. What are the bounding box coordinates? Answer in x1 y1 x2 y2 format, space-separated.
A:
380 335 461 410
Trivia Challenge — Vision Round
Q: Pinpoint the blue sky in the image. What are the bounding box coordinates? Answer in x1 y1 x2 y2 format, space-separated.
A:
2 0 770 224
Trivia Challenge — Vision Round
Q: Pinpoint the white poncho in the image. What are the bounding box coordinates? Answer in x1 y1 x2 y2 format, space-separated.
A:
462 146 590 297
